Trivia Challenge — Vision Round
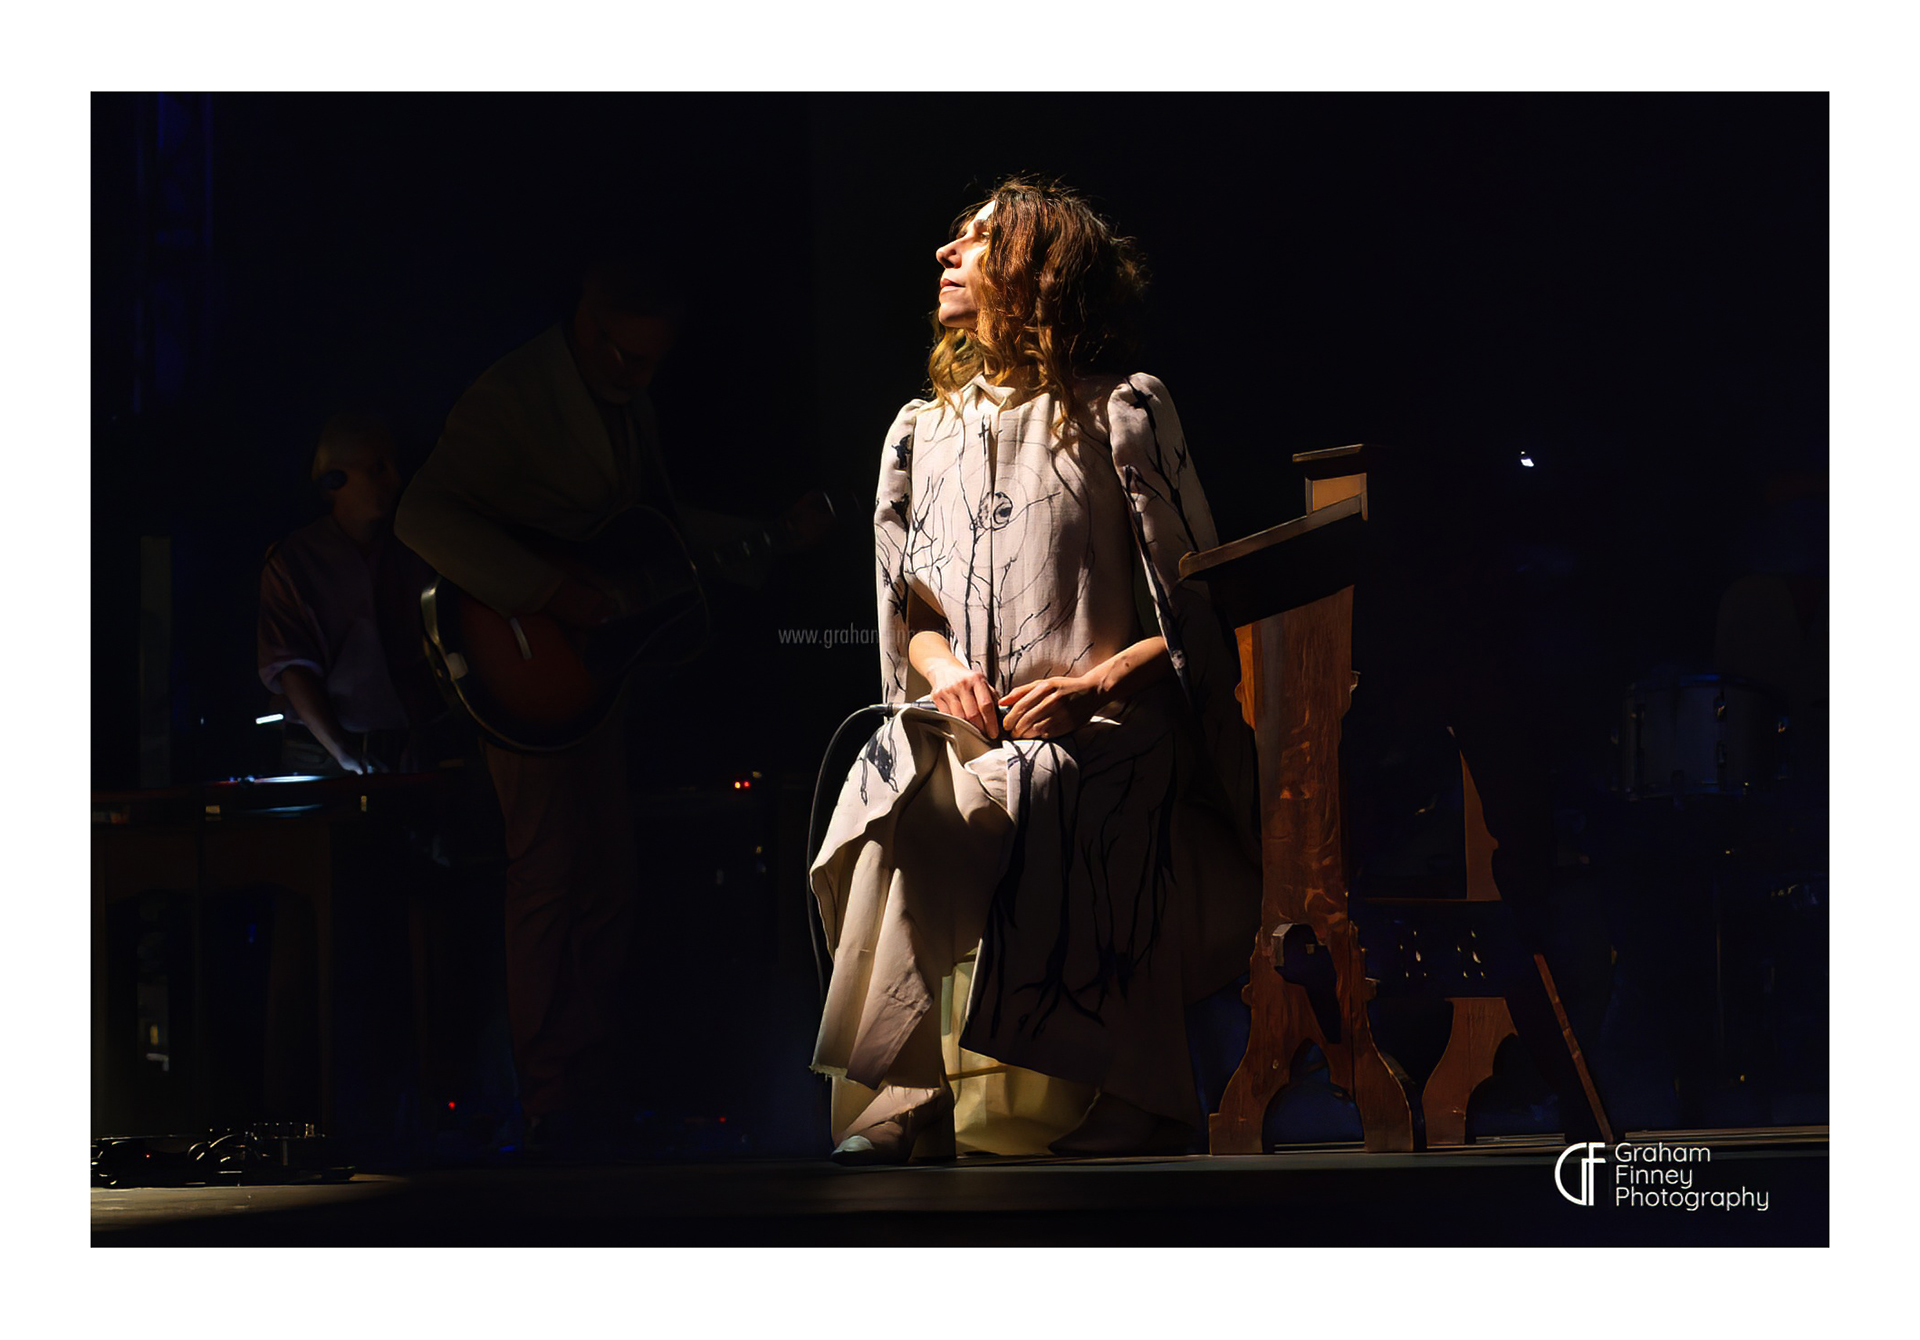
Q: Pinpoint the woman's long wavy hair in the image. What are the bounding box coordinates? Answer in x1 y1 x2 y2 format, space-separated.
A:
927 177 1148 436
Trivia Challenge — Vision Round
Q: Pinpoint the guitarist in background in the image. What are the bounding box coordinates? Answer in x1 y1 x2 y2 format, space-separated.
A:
396 255 729 1153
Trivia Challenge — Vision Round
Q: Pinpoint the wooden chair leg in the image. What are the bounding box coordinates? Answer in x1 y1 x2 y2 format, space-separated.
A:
1531 952 1614 1145
1423 996 1518 1147
1350 1017 1417 1152
1210 975 1324 1153
1321 930 1416 1152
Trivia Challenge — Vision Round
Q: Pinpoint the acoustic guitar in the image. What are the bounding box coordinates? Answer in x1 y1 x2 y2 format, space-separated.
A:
421 491 834 753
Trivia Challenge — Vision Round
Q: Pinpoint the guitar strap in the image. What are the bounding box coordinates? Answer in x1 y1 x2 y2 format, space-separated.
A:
564 314 683 530
625 393 687 532
581 392 634 501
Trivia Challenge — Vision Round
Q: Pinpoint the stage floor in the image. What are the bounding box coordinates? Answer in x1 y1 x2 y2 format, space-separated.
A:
93 1129 1825 1246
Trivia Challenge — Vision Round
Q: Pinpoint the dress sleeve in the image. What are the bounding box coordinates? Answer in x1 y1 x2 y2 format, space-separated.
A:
1105 373 1260 859
874 398 926 703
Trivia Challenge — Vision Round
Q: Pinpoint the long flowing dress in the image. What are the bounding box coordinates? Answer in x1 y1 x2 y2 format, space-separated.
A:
808 372 1261 1150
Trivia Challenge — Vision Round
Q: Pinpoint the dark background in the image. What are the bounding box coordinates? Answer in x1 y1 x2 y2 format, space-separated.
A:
92 93 1827 1153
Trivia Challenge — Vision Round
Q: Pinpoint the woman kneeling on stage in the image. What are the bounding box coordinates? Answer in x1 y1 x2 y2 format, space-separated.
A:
808 177 1261 1164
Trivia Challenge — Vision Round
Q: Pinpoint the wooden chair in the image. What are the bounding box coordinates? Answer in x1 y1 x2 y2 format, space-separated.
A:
1182 445 1612 1153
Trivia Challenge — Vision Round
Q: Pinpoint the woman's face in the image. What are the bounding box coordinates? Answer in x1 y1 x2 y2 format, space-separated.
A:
934 200 994 330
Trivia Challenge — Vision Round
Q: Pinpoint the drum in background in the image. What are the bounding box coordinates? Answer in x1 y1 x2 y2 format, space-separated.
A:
1617 673 1789 800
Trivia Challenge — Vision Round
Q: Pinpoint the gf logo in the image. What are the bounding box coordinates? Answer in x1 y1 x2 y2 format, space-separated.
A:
1555 1142 1607 1206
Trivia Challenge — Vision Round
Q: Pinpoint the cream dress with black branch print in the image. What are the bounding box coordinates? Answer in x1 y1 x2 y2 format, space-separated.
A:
809 372 1261 1152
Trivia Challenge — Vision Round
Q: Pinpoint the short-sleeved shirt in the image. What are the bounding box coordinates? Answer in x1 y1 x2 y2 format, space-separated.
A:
257 515 432 733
